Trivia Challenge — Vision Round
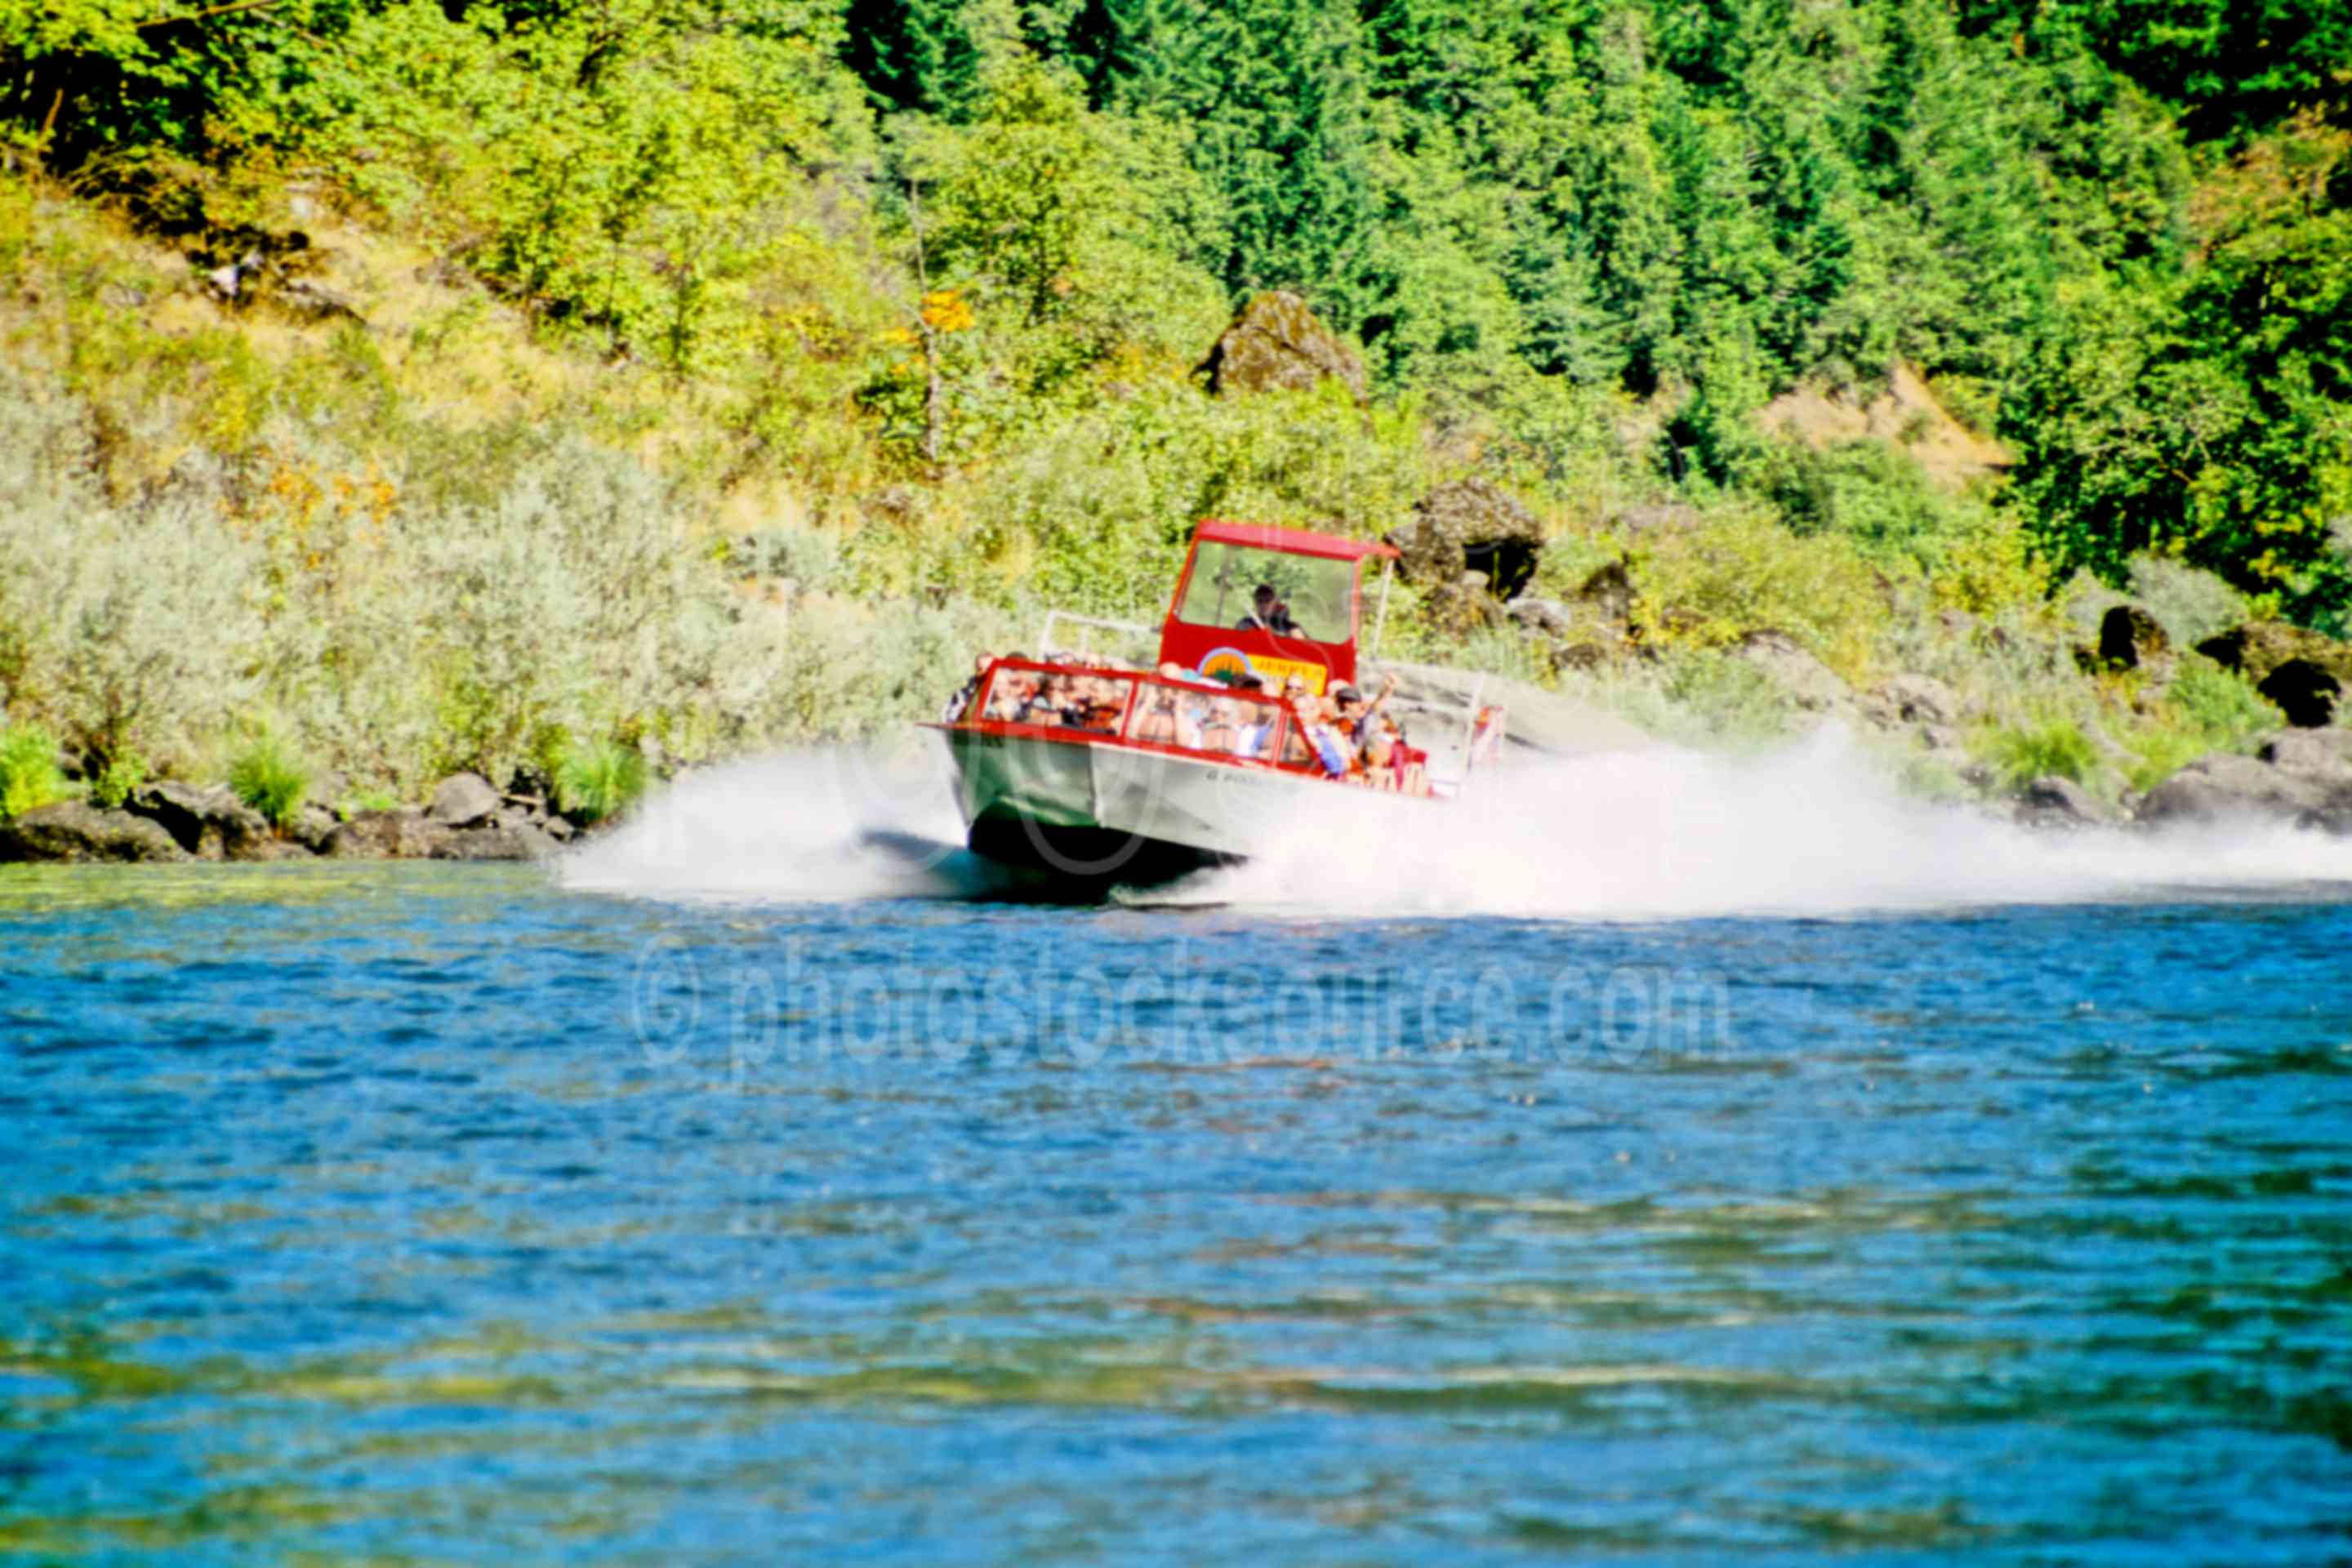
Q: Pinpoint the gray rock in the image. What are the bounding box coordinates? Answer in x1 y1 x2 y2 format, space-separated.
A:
1508 596 1575 637
427 772 501 827
431 823 560 862
1873 673 1959 727
2258 728 2352 776
1916 724 1963 754
2137 754 2345 829
1386 477 1547 609
1733 630 1852 713
2196 621 2352 685
290 803 341 854
126 781 271 860
0 802 189 863
1575 560 1636 628
323 808 447 859
2017 774 2108 828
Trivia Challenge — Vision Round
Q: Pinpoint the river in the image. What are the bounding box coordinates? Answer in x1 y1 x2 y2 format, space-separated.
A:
5 742 2351 1562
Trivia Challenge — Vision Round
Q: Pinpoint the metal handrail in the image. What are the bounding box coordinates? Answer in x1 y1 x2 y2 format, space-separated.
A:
1036 608 1153 663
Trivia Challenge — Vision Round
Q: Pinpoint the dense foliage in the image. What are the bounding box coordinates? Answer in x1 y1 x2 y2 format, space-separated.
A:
0 0 2343 804
8 0 2343 624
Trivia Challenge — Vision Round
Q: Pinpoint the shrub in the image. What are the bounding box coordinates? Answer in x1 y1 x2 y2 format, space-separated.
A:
89 750 148 809
2123 724 2210 794
2169 658 2280 746
0 383 261 769
1627 508 1889 683
1597 647 1799 750
340 788 399 819
2118 657 2283 792
1770 439 1992 576
229 735 310 830
1980 718 2098 790
2127 555 2247 648
0 724 68 818
554 739 648 825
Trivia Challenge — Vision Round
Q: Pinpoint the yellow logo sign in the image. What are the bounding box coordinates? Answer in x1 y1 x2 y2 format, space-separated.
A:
1254 656 1326 694
1196 648 1326 694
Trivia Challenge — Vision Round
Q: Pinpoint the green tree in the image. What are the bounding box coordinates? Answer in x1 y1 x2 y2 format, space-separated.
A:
844 0 982 115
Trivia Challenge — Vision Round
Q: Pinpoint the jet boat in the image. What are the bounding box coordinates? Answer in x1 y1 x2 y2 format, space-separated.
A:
930 519 1503 885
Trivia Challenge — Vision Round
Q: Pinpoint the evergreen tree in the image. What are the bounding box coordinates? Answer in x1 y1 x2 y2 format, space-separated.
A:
843 0 982 115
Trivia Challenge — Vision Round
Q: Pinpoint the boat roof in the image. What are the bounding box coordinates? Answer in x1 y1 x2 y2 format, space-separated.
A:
1193 518 1401 564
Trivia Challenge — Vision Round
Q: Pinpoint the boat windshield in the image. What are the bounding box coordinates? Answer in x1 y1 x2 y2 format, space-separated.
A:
1175 543 1354 644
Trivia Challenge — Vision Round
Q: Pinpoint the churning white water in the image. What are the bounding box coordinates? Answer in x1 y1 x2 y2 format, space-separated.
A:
560 728 2352 915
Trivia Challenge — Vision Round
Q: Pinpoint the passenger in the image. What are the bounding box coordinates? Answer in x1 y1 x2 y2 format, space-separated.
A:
1388 719 1429 796
1018 676 1069 726
984 671 1031 722
1236 701 1279 760
1173 693 1207 749
1361 724 1400 790
1330 670 1398 748
1235 584 1303 636
1132 688 1178 744
1081 679 1126 732
1200 699 1243 754
1297 695 1355 779
943 653 992 723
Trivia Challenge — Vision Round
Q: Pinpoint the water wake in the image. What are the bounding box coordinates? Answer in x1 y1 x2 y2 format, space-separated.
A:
562 730 2352 916
557 737 1006 903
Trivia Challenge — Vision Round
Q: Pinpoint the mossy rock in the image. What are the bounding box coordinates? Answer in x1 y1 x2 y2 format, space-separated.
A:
1198 291 1366 403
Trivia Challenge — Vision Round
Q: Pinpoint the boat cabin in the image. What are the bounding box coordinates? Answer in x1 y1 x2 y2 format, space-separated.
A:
1157 519 1399 696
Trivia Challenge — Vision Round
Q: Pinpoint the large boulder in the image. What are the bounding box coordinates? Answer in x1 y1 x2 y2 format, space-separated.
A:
2137 752 2352 832
322 808 448 859
1733 630 1853 714
290 802 341 854
2259 729 2352 775
1198 292 1366 402
431 822 562 862
427 771 501 828
0 802 189 863
2016 774 2109 829
1871 673 1960 727
1385 479 1547 599
125 781 272 860
2196 621 2352 685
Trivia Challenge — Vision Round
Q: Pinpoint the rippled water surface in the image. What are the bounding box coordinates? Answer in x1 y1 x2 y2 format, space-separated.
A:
6 858 2352 1564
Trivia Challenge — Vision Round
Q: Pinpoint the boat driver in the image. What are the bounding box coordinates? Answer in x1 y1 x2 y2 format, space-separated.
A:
1235 584 1302 636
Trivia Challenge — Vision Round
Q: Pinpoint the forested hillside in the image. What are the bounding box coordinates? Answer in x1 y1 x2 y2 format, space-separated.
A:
0 0 2346 813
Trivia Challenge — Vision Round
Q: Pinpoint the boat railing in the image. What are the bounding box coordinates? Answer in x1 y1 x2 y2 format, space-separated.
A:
956 659 1439 795
962 658 1302 768
1035 609 1156 669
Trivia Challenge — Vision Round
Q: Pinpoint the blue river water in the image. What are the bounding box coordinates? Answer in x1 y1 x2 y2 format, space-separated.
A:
4 850 2352 1564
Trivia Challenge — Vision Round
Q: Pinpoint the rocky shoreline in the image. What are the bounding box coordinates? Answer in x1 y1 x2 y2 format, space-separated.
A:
0 772 587 866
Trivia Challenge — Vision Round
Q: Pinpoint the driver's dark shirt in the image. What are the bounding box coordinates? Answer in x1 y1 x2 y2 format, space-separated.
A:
1235 611 1302 635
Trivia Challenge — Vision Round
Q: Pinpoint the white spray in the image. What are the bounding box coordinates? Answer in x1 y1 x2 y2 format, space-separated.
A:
562 729 2352 916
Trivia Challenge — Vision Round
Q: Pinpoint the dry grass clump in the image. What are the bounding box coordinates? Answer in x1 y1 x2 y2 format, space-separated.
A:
0 372 990 795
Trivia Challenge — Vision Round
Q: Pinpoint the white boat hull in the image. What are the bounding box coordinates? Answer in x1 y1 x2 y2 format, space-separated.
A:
942 729 1334 882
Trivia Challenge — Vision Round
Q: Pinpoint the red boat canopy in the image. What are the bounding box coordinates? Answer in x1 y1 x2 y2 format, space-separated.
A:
1192 518 1401 563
